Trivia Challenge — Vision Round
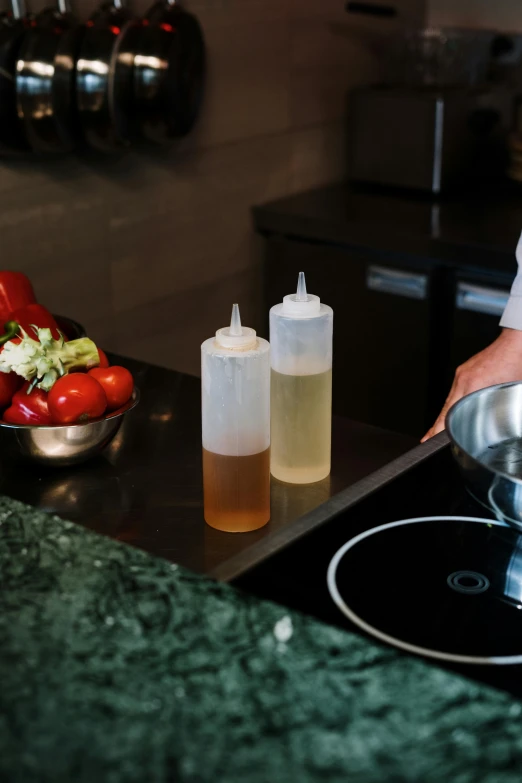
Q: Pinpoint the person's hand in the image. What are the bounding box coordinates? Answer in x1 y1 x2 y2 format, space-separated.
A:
422 328 522 442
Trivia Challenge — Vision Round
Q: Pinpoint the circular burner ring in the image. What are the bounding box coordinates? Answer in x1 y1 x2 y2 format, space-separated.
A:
447 570 490 594
327 516 522 666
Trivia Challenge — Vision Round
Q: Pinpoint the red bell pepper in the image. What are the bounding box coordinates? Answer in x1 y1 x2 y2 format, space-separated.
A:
0 272 37 324
8 304 63 341
3 382 52 425
0 371 23 408
0 336 23 406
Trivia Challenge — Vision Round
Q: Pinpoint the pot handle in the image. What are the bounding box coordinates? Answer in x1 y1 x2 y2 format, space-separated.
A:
11 0 26 19
488 476 522 530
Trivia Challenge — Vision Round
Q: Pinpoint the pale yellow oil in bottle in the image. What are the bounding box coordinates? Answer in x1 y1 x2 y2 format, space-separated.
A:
270 368 332 484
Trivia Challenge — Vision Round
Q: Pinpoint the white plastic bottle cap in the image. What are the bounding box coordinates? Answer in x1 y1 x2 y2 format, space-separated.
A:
283 271 321 316
215 303 257 349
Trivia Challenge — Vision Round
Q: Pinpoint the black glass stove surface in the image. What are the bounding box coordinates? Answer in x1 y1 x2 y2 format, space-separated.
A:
234 447 522 697
328 516 522 665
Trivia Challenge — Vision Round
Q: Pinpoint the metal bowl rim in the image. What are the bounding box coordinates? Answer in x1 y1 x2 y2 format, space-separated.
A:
446 380 522 486
54 314 87 338
0 387 140 431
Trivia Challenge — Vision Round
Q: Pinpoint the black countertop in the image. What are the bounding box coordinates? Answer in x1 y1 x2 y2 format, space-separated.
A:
253 183 522 277
0 356 415 582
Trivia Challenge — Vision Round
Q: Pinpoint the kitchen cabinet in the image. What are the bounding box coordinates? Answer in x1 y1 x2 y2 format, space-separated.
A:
449 269 513 373
264 238 439 437
256 183 520 437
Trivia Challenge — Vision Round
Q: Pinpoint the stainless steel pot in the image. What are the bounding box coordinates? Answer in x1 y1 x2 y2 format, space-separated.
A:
76 0 142 152
447 382 522 530
0 0 32 155
16 0 80 153
133 0 205 143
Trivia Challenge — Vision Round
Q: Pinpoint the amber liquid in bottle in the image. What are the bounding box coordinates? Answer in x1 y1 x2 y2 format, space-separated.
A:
203 447 270 533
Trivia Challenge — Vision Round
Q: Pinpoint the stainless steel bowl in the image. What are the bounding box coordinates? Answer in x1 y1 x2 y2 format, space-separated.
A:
446 382 522 530
54 314 87 340
0 388 140 467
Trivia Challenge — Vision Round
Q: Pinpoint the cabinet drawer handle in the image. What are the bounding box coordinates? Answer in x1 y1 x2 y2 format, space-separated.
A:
456 282 510 317
366 265 428 300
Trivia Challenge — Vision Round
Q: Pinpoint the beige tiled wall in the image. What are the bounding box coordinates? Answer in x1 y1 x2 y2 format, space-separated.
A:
0 0 423 376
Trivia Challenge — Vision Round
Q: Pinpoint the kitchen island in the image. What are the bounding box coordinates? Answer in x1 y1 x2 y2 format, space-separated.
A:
2 492 522 783
2 359 522 782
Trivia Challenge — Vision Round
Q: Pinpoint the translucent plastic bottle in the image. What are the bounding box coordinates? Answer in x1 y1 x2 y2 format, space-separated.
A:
201 304 270 532
270 272 333 484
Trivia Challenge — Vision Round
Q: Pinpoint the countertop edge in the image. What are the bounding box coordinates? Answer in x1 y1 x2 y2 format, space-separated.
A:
211 432 450 583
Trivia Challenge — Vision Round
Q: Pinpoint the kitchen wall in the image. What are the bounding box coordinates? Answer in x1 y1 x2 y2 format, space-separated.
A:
0 0 424 376
428 0 522 32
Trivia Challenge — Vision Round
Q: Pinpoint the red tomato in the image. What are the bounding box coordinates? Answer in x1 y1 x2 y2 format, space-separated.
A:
48 374 107 425
0 371 23 408
97 348 110 368
88 366 133 411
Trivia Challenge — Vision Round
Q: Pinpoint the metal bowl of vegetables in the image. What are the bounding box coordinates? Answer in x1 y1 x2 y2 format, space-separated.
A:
0 272 140 465
0 314 138 467
0 387 140 467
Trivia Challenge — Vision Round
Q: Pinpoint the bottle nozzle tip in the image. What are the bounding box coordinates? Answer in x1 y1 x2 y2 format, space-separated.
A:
296 271 308 302
216 303 256 347
229 303 242 335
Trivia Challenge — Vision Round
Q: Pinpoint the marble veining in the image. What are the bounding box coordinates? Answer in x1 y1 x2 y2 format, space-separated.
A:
1 495 522 783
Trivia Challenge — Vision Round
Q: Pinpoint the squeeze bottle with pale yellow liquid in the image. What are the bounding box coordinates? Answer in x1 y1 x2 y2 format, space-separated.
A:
270 272 333 484
201 304 270 532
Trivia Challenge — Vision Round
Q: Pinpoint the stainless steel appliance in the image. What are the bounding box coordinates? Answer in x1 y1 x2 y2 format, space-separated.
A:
348 85 511 192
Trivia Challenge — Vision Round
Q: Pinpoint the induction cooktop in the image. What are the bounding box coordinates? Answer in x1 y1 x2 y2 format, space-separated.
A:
234 446 522 698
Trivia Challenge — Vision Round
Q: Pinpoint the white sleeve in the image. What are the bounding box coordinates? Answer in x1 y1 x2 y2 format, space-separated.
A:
500 231 522 331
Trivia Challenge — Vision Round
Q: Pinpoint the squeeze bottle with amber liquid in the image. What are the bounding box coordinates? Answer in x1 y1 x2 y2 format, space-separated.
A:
201 304 270 532
270 272 333 484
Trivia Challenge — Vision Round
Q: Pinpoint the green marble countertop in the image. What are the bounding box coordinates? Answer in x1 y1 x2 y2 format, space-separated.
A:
1 496 522 783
